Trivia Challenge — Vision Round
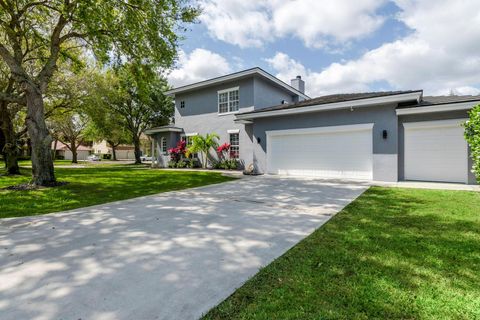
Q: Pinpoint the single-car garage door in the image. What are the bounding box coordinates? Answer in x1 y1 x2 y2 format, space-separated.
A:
267 123 374 180
403 119 468 183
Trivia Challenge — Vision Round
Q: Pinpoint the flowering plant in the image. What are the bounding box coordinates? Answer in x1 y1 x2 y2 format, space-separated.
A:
217 142 230 160
168 140 186 162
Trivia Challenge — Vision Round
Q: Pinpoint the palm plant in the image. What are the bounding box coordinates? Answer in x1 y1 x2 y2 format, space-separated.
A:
188 133 220 168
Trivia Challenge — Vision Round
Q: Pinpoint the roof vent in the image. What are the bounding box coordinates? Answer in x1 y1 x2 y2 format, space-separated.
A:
291 75 305 94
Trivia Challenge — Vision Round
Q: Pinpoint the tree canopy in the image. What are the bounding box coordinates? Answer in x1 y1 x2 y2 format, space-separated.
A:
464 104 480 182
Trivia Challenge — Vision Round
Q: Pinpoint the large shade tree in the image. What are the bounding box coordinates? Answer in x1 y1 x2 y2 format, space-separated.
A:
95 63 174 164
0 0 198 185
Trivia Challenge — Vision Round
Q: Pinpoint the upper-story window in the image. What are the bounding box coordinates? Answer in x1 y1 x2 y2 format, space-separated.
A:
180 100 185 108
218 87 239 114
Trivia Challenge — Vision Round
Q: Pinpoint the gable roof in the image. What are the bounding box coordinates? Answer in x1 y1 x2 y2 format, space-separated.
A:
235 90 423 121
165 67 310 100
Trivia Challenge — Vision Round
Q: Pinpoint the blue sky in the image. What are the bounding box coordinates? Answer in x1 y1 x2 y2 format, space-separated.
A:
168 0 480 97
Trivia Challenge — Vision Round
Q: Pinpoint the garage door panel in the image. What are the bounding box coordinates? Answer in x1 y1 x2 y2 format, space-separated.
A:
404 120 467 183
267 125 373 180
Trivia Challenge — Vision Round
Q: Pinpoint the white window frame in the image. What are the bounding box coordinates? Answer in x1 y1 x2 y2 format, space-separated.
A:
229 132 240 159
160 137 167 155
218 87 239 115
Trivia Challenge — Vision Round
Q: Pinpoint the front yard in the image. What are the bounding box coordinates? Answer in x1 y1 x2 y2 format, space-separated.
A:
0 165 234 219
203 187 480 320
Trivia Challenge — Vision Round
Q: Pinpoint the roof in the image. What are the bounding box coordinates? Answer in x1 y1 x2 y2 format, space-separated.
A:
420 95 480 106
236 90 423 120
165 67 310 100
52 141 92 151
144 124 183 135
396 94 480 115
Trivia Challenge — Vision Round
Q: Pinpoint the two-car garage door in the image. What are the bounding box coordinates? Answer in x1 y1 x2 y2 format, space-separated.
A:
267 124 374 180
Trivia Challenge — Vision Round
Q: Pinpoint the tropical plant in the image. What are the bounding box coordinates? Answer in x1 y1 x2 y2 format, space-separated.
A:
464 104 480 181
188 133 220 169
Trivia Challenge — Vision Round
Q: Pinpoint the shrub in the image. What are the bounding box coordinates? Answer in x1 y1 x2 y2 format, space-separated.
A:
464 104 480 181
176 159 187 168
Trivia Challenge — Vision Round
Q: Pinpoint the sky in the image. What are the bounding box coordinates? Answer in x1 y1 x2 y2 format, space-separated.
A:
167 0 480 98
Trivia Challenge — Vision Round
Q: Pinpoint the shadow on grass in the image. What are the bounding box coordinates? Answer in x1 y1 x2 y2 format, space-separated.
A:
203 187 480 320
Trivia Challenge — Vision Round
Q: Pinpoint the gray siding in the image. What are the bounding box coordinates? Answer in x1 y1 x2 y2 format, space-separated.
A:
398 110 476 184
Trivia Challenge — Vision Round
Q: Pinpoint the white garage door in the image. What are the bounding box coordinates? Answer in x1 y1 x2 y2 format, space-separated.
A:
267 123 374 180
404 119 468 183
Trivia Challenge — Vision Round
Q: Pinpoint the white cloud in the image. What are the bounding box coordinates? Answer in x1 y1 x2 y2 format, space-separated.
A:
266 0 480 96
167 49 232 87
199 0 386 48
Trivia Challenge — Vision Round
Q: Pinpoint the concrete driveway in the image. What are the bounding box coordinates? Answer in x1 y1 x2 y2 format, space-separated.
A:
0 176 367 320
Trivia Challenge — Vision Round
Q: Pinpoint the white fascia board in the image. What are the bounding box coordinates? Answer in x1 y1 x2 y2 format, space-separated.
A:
165 68 310 99
403 118 468 129
144 128 183 135
227 129 240 134
396 101 479 115
237 92 422 121
266 123 374 137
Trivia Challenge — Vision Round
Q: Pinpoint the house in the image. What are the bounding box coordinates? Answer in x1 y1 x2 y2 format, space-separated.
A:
92 140 136 160
52 141 92 161
146 67 479 184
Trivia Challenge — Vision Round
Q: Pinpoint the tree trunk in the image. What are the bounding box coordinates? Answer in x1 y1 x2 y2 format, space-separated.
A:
133 135 142 164
0 102 20 175
108 141 117 161
25 86 55 186
70 143 78 164
52 139 58 159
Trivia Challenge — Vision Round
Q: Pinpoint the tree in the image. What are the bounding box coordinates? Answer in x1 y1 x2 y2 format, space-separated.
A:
189 133 220 169
464 104 480 182
0 1 198 185
49 111 88 163
99 63 174 164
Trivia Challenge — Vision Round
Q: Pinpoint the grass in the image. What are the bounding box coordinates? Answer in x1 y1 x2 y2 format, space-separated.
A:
0 165 234 219
203 187 480 320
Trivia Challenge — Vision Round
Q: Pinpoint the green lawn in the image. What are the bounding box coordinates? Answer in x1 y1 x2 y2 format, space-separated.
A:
0 165 234 219
203 187 480 320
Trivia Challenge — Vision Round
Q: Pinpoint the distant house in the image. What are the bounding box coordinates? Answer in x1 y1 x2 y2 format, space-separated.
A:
52 141 92 161
91 140 138 160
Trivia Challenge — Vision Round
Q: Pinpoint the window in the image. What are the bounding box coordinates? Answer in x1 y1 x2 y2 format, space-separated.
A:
229 133 239 159
160 137 167 155
180 100 185 108
218 87 239 114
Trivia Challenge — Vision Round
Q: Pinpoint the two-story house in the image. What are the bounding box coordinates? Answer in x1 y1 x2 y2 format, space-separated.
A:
146 67 309 168
147 67 479 185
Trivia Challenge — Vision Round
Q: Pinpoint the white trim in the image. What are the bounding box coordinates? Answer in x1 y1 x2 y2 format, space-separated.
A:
165 67 310 100
145 127 183 134
218 87 240 114
227 129 240 134
236 91 422 120
402 118 467 129
396 101 478 115
185 132 198 137
160 137 167 155
218 111 240 116
218 86 239 94
266 123 374 137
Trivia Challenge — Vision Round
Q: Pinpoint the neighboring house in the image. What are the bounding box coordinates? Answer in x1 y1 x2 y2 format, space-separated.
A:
92 140 137 160
52 141 92 161
146 67 479 185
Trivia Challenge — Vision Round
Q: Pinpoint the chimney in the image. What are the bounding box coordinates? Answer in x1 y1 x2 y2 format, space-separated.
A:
291 75 305 94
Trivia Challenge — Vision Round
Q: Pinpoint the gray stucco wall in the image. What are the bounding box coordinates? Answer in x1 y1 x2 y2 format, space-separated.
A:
398 110 476 184
253 76 297 109
249 104 399 181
